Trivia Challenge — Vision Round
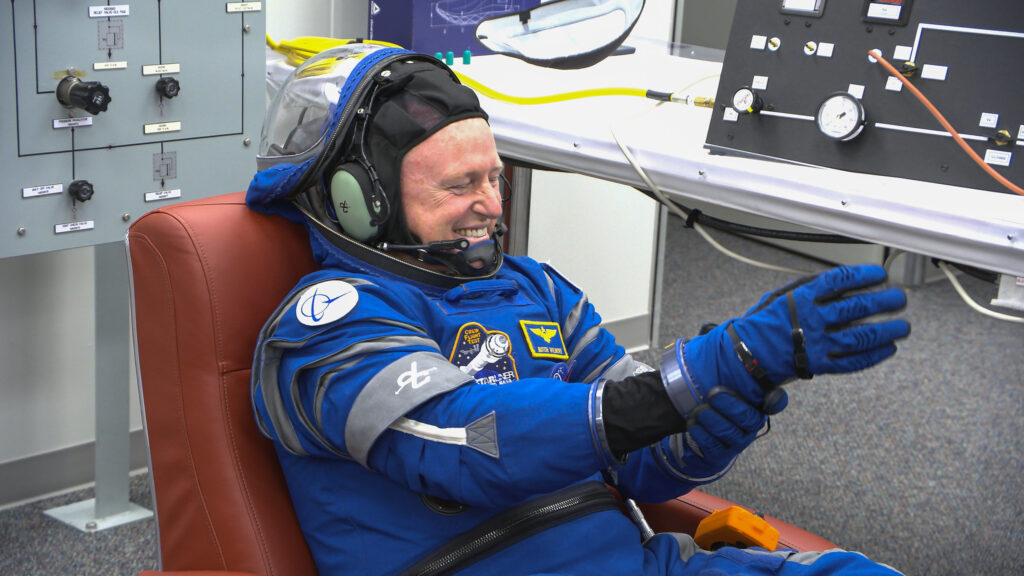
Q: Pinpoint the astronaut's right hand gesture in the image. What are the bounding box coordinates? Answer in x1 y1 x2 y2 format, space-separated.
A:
601 265 910 480
670 264 910 415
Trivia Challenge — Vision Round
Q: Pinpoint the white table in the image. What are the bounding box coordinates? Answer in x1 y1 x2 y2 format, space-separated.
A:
454 51 1024 277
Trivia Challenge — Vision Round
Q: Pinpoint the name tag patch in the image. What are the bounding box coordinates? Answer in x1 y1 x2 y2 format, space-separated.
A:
520 320 568 360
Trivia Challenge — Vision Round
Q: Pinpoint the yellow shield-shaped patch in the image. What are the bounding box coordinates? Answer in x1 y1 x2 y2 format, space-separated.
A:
519 320 569 360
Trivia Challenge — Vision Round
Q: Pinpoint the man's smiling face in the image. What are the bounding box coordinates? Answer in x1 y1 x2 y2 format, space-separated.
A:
399 117 504 266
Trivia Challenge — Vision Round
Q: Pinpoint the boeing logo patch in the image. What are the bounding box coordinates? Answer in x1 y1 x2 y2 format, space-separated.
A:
296 280 358 327
520 320 568 360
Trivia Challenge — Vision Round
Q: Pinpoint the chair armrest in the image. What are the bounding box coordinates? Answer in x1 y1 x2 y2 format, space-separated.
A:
638 490 837 552
137 572 263 576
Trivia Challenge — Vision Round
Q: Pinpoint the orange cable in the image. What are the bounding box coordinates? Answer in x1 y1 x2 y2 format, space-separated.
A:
868 49 1024 197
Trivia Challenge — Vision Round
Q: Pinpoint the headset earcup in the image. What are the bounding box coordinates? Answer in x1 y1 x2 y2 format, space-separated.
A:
329 162 379 242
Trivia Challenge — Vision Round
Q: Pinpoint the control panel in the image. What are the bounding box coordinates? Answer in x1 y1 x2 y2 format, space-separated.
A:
2 1 265 259
705 0 1023 195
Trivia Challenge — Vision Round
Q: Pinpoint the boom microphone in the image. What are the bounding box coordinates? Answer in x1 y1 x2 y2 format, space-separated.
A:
378 238 470 254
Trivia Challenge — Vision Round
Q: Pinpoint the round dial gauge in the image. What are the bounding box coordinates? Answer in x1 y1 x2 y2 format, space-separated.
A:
731 87 762 114
816 92 866 141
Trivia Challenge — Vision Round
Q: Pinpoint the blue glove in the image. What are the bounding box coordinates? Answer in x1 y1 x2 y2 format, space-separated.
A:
599 373 767 483
670 386 769 483
662 264 910 417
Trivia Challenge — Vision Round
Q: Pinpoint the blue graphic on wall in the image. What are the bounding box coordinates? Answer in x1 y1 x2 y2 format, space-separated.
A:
431 0 521 29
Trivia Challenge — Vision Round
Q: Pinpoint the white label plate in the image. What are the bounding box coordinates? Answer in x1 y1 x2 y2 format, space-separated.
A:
145 189 183 202
226 2 262 12
979 113 999 128
53 117 93 129
144 121 182 134
751 75 769 90
89 5 129 17
142 63 180 75
750 35 767 50
817 42 835 58
893 45 913 61
885 76 904 92
783 0 817 11
921 64 948 81
55 221 95 234
984 149 1012 167
866 4 901 20
23 184 63 198
94 61 127 70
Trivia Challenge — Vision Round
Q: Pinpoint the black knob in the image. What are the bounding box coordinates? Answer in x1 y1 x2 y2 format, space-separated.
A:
155 76 180 99
56 76 112 115
68 180 95 202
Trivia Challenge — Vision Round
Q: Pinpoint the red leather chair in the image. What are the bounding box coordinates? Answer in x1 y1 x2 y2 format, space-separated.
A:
128 192 833 576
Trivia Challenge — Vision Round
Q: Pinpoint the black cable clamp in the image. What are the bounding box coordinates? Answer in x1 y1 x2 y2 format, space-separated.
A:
684 208 702 229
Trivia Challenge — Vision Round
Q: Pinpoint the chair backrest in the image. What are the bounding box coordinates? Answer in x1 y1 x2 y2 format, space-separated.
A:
128 191 319 575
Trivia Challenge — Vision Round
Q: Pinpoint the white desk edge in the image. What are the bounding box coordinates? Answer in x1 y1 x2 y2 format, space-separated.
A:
460 53 1024 277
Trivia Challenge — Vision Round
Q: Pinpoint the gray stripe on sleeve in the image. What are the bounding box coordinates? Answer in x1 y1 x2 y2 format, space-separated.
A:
564 293 589 337
251 276 380 455
252 290 316 456
311 334 441 431
581 356 612 385
542 268 558 301
345 351 475 466
542 268 589 338
600 354 655 381
273 334 440 458
255 340 308 455
388 411 500 459
570 324 603 364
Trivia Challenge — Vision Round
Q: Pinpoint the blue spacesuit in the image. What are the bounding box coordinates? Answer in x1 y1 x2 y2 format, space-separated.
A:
251 237 903 576
252 242 684 574
247 44 909 576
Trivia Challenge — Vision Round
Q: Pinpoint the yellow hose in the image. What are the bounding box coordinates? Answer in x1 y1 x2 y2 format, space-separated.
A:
266 35 712 106
454 71 648 105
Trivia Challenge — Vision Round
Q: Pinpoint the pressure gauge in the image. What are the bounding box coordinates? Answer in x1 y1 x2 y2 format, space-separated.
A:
815 92 866 141
731 87 763 114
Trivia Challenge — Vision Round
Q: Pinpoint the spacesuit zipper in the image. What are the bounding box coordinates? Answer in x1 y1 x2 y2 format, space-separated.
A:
400 482 620 576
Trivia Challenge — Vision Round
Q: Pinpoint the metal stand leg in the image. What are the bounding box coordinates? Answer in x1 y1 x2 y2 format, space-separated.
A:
890 252 928 287
44 241 152 532
506 166 532 257
650 204 669 354
991 274 1024 312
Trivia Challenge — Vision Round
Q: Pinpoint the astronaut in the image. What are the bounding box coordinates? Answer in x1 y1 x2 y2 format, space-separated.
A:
247 44 911 575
